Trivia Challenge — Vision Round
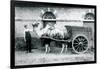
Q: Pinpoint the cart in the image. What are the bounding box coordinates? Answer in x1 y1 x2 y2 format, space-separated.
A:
40 26 93 54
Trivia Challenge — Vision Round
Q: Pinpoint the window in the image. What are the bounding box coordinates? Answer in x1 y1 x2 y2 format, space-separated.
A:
42 11 56 28
84 13 94 20
42 12 56 19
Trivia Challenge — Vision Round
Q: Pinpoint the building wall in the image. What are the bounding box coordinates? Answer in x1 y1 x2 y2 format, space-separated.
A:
15 6 94 37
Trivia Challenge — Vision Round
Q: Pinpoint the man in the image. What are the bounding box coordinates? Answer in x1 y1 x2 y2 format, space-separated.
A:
24 22 39 53
24 25 32 53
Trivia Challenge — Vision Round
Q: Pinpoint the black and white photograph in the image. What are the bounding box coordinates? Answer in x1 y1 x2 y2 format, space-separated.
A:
11 0 96 68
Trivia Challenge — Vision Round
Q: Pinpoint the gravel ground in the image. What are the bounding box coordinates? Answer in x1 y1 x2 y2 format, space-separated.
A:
15 48 94 66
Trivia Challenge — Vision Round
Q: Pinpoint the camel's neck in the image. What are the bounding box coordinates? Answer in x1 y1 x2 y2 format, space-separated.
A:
32 25 44 38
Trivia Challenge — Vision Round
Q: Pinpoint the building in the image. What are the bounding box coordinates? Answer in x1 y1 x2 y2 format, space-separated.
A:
15 5 95 49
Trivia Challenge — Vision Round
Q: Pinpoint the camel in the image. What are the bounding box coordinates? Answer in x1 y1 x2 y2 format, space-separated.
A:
32 22 68 54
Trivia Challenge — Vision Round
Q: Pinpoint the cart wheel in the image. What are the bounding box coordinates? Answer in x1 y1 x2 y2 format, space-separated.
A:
72 35 89 54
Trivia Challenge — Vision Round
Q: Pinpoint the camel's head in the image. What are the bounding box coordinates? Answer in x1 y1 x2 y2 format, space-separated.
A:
32 22 39 28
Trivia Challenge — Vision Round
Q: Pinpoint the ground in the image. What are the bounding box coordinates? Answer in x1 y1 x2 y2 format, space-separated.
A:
15 48 94 66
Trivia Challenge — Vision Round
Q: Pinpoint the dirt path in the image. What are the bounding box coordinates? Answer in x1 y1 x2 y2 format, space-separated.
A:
15 49 94 65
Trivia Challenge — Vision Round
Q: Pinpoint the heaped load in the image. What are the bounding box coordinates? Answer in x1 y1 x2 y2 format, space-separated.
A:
41 25 72 41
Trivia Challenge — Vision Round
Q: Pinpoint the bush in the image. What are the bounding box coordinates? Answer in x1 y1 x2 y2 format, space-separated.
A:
15 37 42 51
15 37 26 51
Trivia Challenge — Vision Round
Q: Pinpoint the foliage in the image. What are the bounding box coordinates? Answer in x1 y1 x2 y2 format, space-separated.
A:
15 37 41 51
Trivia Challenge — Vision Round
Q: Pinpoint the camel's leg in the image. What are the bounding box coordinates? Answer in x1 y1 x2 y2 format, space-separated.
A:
48 46 50 53
60 44 65 54
65 44 68 53
45 44 49 53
